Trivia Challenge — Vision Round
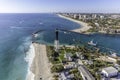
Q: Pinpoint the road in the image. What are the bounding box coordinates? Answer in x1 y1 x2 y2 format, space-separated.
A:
78 59 95 80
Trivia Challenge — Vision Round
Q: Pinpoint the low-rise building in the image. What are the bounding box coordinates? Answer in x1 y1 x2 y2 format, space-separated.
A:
64 62 77 69
114 64 120 71
59 72 67 80
79 14 82 19
80 55 85 60
75 52 82 58
92 14 97 19
84 60 93 65
100 15 104 19
64 53 72 61
101 67 118 78
95 22 99 27
59 72 74 80
73 14 79 19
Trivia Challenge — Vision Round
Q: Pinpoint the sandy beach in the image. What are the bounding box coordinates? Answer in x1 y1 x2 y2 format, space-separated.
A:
30 43 52 80
58 14 92 33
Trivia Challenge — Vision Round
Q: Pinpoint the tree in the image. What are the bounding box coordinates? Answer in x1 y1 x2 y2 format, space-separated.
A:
74 72 82 80
52 52 59 57
117 59 120 65
96 74 101 80
53 75 59 80
51 65 64 73
69 69 78 74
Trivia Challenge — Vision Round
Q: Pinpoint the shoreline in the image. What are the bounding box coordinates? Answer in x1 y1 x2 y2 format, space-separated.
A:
57 14 120 35
25 44 35 80
57 14 92 33
30 43 52 80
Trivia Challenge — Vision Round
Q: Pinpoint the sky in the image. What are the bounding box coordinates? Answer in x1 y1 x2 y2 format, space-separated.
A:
0 0 120 13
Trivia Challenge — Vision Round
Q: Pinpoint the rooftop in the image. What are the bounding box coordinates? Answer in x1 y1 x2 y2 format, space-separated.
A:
102 67 118 73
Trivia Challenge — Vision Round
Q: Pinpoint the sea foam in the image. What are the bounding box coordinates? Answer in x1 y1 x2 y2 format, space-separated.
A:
24 43 35 80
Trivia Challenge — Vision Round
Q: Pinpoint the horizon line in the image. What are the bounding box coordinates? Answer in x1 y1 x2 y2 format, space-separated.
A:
0 11 120 14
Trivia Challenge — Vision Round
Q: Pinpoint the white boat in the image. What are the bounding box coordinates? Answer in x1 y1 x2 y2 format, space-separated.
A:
64 31 67 34
88 40 97 46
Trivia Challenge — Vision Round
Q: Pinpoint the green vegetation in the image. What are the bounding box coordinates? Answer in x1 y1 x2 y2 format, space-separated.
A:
59 49 65 60
85 60 114 80
117 59 120 65
47 44 115 80
51 64 64 73
75 16 120 34
53 75 59 80
47 46 60 64
87 27 99 32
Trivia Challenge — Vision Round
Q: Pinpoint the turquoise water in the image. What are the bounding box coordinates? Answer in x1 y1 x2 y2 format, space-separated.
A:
0 13 120 80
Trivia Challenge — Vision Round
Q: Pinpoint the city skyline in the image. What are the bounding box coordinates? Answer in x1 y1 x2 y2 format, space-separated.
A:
0 0 120 13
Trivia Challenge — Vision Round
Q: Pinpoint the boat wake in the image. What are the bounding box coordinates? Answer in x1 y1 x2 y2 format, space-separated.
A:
39 22 43 25
19 20 24 24
10 26 22 29
10 26 33 29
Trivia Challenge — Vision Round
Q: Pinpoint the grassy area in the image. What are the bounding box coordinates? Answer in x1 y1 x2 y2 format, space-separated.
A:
59 50 65 60
46 46 61 64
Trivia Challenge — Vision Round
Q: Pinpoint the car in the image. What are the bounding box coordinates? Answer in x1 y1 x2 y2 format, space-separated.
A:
40 77 42 80
84 76 87 80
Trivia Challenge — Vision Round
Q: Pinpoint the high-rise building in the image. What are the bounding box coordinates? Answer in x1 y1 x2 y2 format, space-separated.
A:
79 14 82 19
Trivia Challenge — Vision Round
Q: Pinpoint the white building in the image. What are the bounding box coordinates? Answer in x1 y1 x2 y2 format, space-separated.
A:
80 55 85 60
60 72 67 80
59 72 74 80
83 15 86 19
100 15 104 19
64 53 72 61
101 67 118 77
75 52 82 57
95 23 99 27
79 14 82 19
73 14 77 19
92 14 97 19
84 60 93 65
64 62 77 69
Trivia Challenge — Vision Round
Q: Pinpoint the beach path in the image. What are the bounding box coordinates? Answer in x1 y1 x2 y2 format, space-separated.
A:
31 43 52 80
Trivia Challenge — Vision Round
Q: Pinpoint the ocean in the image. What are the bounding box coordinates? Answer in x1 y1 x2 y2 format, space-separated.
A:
0 13 120 80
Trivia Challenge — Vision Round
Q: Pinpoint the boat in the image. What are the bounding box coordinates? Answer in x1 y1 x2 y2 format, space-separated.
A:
88 40 97 46
64 31 70 34
64 31 67 34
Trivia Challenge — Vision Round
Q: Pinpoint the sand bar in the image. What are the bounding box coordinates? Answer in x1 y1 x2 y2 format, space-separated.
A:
31 43 52 80
58 14 92 33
